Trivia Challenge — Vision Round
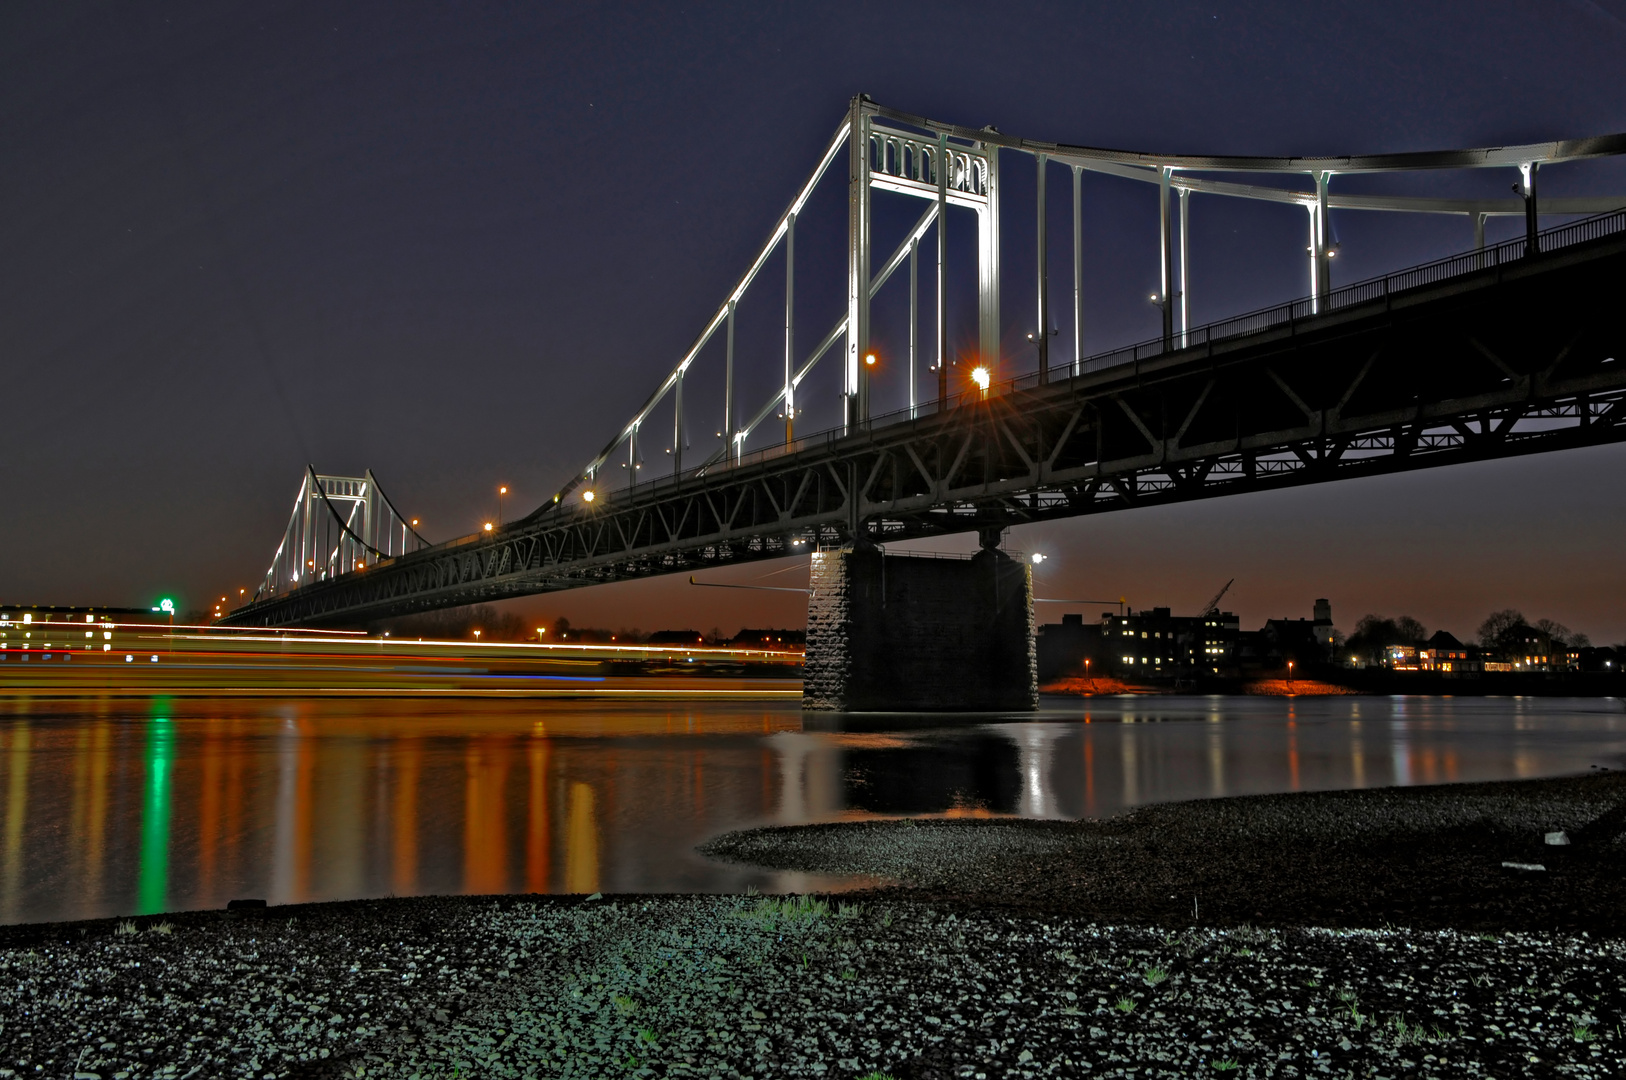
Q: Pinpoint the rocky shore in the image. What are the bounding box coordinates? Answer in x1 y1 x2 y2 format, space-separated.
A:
1 773 1623 1079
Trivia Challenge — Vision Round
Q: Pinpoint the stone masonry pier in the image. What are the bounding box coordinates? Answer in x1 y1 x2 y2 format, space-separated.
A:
803 542 1037 711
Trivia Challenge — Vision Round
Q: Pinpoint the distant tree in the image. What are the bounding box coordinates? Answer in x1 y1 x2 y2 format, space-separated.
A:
1534 618 1589 649
552 616 572 640
1394 616 1428 644
1353 614 1397 643
1478 609 1527 652
1348 615 1397 663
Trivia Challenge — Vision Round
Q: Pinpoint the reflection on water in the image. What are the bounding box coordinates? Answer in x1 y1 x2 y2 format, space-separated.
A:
1 694 1624 924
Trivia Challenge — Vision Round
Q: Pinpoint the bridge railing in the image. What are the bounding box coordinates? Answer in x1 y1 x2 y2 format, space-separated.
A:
594 205 1626 507
1021 204 1626 391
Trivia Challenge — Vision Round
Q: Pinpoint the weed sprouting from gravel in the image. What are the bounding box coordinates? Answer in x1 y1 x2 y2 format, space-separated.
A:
1574 1023 1597 1042
1115 997 1137 1013
743 894 829 931
857 1073 899 1080
837 900 864 920
150 921 174 936
1142 965 1169 987
1211 1059 1241 1072
114 920 137 936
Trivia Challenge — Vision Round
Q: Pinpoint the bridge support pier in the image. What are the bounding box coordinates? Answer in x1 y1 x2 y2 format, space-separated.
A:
803 542 1037 712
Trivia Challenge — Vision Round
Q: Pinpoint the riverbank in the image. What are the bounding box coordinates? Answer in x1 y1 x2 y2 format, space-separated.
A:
4 773 1625 1079
1042 671 1626 697
704 770 1626 935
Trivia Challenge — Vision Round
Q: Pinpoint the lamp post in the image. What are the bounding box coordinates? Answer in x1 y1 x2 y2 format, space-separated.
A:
498 486 508 526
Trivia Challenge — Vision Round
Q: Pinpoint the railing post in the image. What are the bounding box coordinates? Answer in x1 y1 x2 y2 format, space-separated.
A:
1072 164 1084 378
724 299 735 464
1159 166 1174 352
785 211 796 445
1035 151 1049 384
936 133 949 410
846 97 871 432
1178 186 1191 348
673 370 684 478
908 233 918 418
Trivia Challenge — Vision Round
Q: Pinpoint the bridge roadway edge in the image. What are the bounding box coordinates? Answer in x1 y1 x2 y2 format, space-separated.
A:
223 229 1626 629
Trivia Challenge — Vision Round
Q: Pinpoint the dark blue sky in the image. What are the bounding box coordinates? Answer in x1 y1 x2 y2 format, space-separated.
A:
5 1 1626 642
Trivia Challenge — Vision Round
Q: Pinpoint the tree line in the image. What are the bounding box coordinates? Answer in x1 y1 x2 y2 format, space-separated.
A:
1344 608 1592 664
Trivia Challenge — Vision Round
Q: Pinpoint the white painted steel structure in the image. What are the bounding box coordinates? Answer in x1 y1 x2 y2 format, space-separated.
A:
256 469 427 602
551 97 1626 513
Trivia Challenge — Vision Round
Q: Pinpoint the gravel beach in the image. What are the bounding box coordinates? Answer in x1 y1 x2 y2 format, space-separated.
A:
2 773 1624 1079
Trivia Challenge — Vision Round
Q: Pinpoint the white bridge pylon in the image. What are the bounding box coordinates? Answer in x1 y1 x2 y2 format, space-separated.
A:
255 467 427 603
555 95 1626 509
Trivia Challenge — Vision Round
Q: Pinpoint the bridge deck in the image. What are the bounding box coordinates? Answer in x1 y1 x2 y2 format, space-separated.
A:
226 218 1626 627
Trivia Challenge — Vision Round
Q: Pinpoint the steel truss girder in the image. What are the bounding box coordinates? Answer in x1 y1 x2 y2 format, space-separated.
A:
225 229 1626 628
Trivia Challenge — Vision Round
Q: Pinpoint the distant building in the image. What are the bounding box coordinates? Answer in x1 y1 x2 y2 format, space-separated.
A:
1313 598 1336 655
1100 607 1239 677
1036 613 1104 680
1512 626 1553 670
730 628 805 647
1419 630 1476 673
1262 617 1330 670
647 629 707 645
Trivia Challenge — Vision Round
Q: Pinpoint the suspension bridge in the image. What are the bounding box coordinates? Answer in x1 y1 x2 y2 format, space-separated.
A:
224 97 1626 632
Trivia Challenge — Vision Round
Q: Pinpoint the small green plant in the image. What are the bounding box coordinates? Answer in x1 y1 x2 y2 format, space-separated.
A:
1336 988 1357 1003
842 968 857 981
1142 966 1168 987
881 909 893 928
745 894 830 930
611 994 638 1016
1574 1024 1597 1042
857 1073 898 1080
1212 1060 1241 1072
150 921 174 936
115 920 138 936
637 1027 658 1046
837 901 863 919
1115 997 1136 1013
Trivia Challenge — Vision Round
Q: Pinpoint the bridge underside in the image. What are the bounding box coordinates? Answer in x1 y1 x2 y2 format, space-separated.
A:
225 231 1626 628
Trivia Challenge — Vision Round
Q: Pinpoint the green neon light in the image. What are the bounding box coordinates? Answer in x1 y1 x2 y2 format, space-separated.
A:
137 709 175 916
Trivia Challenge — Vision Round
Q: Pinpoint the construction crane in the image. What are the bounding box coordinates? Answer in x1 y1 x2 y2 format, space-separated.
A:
1198 579 1234 617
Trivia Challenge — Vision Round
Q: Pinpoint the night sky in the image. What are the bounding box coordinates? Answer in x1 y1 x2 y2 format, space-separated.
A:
5 2 1626 643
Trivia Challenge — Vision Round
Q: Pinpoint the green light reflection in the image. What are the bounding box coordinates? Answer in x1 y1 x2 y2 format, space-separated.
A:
137 706 175 915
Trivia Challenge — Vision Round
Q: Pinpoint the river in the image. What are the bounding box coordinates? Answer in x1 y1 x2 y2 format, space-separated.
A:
2 693 1623 925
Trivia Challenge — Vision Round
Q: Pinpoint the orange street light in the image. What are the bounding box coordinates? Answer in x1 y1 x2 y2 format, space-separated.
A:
583 489 596 503
864 353 877 367
484 522 494 532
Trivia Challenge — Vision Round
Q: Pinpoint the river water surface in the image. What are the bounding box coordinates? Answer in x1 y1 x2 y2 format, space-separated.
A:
2 694 1624 925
